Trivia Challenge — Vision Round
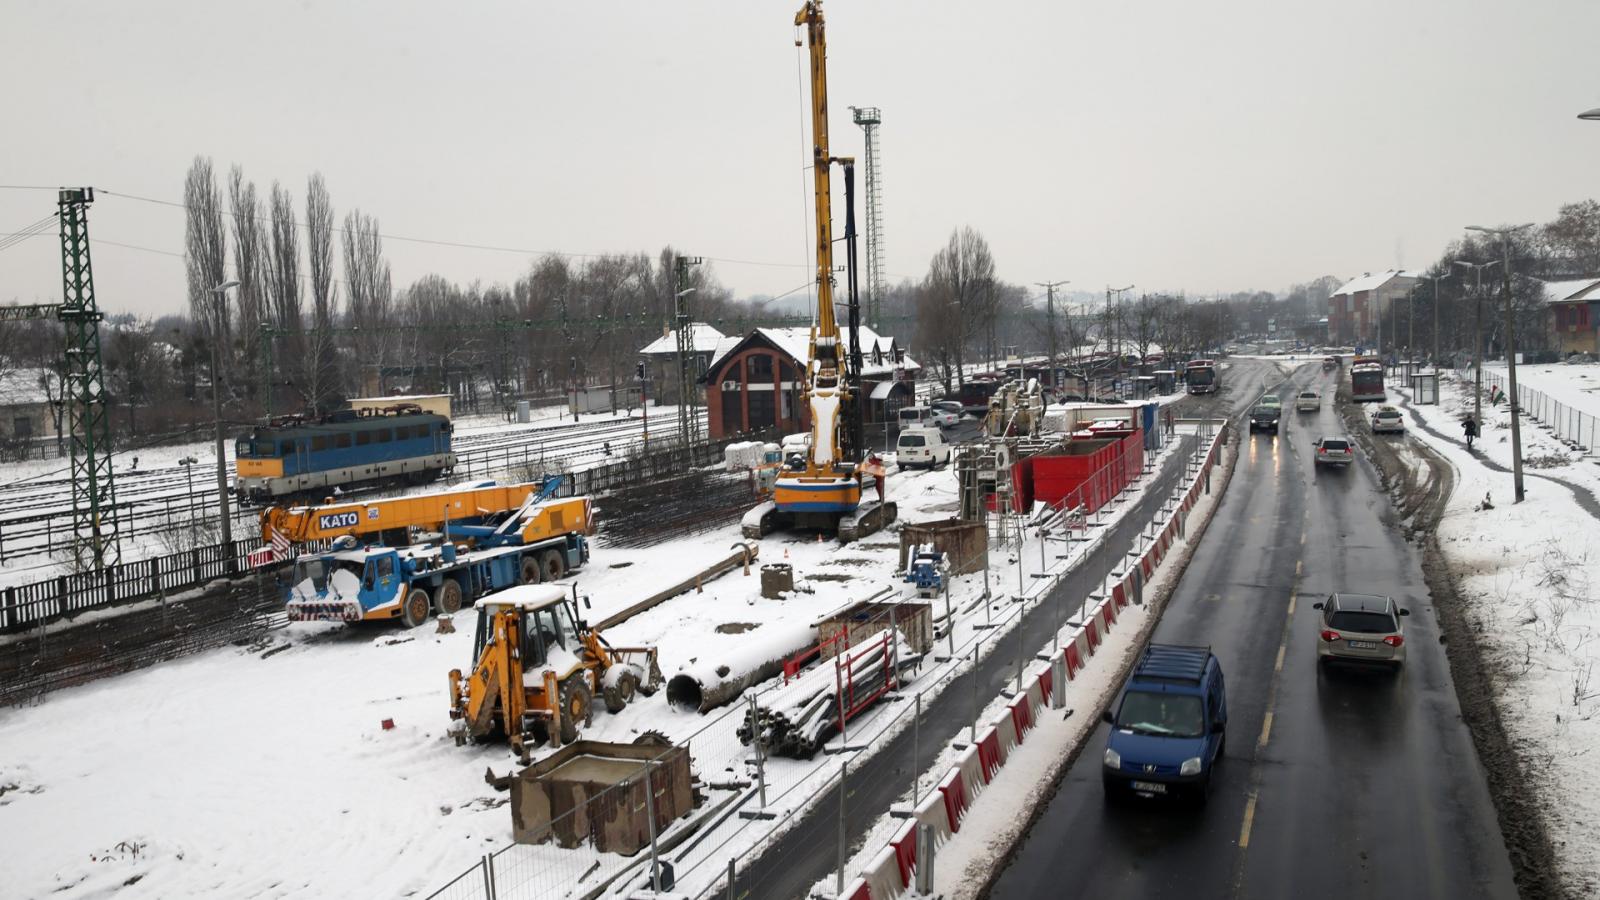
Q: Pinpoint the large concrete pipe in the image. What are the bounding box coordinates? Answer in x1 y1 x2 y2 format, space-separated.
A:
666 621 817 714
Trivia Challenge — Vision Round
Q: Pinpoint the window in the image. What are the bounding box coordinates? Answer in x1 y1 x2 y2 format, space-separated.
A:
12 417 31 439
898 434 926 448
357 431 372 446
1115 691 1204 738
375 429 392 443
336 434 352 449
280 440 294 455
375 556 394 579
312 435 330 451
1328 610 1396 633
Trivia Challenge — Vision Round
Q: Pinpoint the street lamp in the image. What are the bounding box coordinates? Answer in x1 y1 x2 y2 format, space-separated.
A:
1419 269 1453 373
1107 284 1134 395
209 280 239 549
1453 258 1502 435
1465 223 1535 503
1578 107 1600 121
178 455 199 521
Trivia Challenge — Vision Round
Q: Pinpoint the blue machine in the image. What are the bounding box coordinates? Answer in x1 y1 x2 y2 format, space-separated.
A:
903 548 946 598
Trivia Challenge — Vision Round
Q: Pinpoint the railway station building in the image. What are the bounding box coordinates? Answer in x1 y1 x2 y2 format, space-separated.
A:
700 326 917 439
1542 277 1600 357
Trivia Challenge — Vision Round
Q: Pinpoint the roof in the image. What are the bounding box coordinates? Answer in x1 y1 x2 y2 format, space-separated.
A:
481 584 570 610
1331 270 1420 297
1331 592 1393 612
0 367 51 407
706 325 920 377
1131 644 1211 685
1540 278 1600 306
639 322 727 356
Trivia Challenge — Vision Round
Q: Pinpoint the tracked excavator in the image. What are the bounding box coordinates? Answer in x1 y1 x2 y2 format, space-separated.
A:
743 0 895 543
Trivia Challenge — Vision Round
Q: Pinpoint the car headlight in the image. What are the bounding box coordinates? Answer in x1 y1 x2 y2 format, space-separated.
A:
1103 747 1121 770
1180 757 1202 777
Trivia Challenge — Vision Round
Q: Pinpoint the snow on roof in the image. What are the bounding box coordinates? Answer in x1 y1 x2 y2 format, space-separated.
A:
0 367 51 407
1332 270 1420 296
707 324 920 376
638 322 727 356
1540 277 1600 305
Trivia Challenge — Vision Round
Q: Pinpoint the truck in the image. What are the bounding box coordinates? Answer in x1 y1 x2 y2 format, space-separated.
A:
280 480 593 627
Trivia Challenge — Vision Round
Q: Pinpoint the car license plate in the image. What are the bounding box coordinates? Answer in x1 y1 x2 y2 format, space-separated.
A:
1130 781 1167 794
1347 640 1377 649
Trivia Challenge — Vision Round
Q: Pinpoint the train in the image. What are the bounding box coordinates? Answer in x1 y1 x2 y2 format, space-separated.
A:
234 403 457 502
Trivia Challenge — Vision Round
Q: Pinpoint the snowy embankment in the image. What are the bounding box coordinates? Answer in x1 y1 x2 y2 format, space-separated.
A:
1393 373 1600 896
0 423 1199 900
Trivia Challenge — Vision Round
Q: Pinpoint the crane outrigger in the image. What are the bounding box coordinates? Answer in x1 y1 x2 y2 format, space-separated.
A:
743 0 895 542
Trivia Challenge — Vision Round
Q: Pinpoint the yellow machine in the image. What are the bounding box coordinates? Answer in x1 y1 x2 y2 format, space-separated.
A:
447 585 662 753
743 0 895 543
261 477 589 556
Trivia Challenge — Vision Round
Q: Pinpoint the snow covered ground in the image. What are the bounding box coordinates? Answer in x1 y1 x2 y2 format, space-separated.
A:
1391 373 1600 895
0 425 1204 900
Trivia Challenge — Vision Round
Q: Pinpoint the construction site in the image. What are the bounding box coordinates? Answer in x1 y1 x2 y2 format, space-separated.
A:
1 6 1244 900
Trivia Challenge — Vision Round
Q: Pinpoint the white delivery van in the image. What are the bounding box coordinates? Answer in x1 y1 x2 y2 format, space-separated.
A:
896 426 951 469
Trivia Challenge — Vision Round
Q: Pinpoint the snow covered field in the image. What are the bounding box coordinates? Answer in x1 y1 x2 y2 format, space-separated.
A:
1392 373 1600 895
0 424 1204 900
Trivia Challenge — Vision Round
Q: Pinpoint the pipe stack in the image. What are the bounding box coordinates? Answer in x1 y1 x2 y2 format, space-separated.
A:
737 634 909 759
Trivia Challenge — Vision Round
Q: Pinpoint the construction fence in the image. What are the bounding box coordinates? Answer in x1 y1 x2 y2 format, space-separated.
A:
422 419 1227 900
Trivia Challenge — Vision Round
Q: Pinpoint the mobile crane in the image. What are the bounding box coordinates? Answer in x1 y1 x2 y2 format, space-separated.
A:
743 0 895 543
271 477 594 627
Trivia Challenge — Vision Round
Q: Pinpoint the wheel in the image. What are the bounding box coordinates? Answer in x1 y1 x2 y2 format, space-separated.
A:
436 579 463 615
402 587 431 628
603 671 638 714
541 549 568 582
520 556 542 585
558 678 593 744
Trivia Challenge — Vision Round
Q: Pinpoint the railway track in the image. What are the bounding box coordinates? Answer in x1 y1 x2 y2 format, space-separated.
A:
0 410 705 565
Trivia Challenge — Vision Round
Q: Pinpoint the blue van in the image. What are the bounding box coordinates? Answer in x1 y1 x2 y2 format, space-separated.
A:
1101 644 1227 803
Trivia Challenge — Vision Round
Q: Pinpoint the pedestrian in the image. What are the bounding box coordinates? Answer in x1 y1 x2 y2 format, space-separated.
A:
1164 408 1175 438
1462 417 1478 451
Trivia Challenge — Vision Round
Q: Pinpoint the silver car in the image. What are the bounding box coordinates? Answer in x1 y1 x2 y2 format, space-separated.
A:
1371 406 1405 434
1312 436 1354 467
1313 593 1410 670
1296 391 1320 413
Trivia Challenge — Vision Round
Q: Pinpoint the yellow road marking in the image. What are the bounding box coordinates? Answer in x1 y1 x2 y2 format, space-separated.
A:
1295 559 1303 576
1274 643 1286 673
1287 592 1296 615
1258 710 1274 747
1239 793 1258 848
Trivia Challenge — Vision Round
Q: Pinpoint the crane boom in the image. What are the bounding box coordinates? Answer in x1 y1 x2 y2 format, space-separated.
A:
796 0 844 471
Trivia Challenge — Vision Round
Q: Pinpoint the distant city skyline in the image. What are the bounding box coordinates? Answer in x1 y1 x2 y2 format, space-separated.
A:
3 0 1599 318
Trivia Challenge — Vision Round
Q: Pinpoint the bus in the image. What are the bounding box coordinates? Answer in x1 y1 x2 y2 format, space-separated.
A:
1185 359 1219 394
1350 356 1385 402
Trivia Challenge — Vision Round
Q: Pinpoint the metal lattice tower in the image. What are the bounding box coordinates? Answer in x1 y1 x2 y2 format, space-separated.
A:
851 106 885 331
674 255 703 446
58 188 121 567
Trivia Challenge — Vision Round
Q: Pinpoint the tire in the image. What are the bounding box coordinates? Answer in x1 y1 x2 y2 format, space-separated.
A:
402 587 431 628
520 556 542 585
436 579 463 615
541 549 568 582
603 671 637 714
558 678 593 744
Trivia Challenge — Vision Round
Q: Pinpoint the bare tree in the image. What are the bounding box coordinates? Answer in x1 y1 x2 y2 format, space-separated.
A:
228 168 266 397
304 174 340 414
264 182 303 411
183 157 229 395
342 209 393 396
924 227 996 388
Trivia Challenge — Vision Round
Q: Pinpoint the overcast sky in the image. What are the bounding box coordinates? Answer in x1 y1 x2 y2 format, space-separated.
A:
4 0 1599 319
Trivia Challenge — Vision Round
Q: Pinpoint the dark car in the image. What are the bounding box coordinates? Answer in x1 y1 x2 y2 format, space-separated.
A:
1102 644 1227 803
1248 404 1281 434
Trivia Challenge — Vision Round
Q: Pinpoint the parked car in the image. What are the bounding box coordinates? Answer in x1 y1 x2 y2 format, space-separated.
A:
896 426 951 469
1313 593 1409 671
1248 404 1281 433
898 404 958 430
1312 436 1354 467
1102 644 1227 803
1370 406 1405 434
1296 391 1320 413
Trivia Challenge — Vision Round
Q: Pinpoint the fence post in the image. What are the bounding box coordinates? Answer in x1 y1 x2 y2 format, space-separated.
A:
727 858 737 900
836 760 848 898
482 853 496 900
2 586 12 631
643 758 661 892
911 691 921 805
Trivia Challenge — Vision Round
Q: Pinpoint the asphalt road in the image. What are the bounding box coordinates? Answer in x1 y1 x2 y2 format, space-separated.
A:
990 361 1518 899
730 361 1304 900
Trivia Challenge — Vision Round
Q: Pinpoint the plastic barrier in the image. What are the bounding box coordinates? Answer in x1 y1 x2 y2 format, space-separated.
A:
844 877 873 900
891 820 917 888
957 745 986 804
937 768 967 833
1064 637 1084 679
1085 615 1101 651
994 708 1019 757
977 726 1004 779
1009 695 1033 745
1101 598 1117 630
1035 668 1053 707
861 846 901 899
1112 580 1127 607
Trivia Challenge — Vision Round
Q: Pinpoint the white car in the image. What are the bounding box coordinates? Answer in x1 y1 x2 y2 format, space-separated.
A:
1296 391 1320 413
899 405 958 429
1370 406 1405 434
896 426 951 469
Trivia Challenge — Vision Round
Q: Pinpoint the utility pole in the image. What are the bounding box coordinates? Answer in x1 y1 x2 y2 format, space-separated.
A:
1035 280 1068 378
1454 258 1501 433
1108 284 1134 395
1468 223 1534 503
674 255 703 447
210 281 240 551
1427 270 1452 371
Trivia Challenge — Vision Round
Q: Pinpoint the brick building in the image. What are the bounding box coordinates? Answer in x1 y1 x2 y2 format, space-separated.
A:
1543 278 1600 357
702 326 917 439
1328 270 1419 348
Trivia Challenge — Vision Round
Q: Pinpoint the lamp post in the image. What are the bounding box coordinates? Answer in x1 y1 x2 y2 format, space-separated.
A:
209 280 240 548
1421 269 1453 372
1107 284 1134 396
178 455 198 521
1466 223 1534 503
1453 258 1501 433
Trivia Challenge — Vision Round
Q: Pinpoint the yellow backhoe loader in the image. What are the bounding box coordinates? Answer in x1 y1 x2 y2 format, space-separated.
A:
447 584 662 754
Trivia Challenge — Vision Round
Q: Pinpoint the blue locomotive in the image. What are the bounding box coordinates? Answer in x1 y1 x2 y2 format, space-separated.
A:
234 404 456 502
